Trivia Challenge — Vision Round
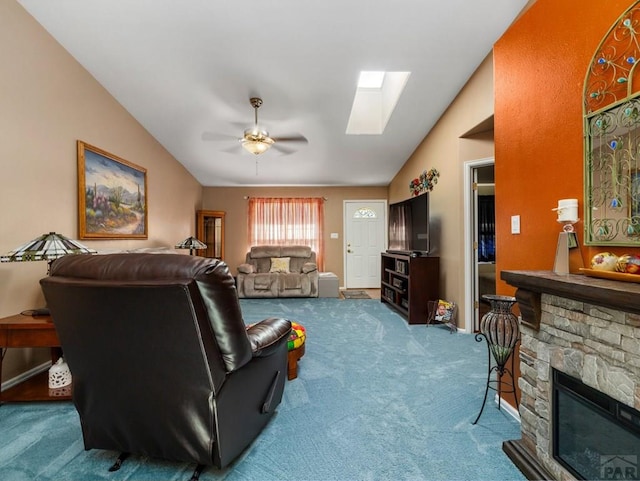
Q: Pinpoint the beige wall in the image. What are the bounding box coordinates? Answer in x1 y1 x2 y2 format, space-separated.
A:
0 1 203 381
388 54 497 330
202 186 388 286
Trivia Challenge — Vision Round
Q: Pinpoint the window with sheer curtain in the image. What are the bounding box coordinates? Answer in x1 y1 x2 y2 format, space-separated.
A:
248 197 325 270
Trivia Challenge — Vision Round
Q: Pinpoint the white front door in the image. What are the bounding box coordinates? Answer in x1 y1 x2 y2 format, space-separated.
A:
344 200 386 288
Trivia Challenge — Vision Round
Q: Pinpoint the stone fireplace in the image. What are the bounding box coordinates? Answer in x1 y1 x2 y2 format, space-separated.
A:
501 270 640 481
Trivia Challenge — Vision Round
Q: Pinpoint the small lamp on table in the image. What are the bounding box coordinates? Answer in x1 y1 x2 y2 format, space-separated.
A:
1 231 97 315
175 236 207 256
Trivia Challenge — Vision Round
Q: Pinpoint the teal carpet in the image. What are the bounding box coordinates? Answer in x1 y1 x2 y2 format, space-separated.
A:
0 298 525 481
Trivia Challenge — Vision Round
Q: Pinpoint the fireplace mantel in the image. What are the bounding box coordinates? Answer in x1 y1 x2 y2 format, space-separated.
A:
501 269 640 481
501 270 640 330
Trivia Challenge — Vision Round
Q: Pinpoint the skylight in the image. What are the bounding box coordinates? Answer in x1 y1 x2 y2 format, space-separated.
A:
358 71 385 89
346 71 411 135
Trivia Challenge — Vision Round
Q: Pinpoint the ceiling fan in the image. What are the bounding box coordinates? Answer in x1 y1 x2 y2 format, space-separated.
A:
203 97 308 156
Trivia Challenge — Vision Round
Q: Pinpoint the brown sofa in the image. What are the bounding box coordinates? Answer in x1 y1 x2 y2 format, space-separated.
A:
237 245 319 298
40 253 291 472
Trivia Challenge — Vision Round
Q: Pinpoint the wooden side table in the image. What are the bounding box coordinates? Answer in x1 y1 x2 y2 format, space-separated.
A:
0 313 70 402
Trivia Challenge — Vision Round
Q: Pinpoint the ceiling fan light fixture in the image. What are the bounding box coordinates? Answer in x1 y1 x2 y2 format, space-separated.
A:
202 97 305 156
240 99 276 155
241 134 274 155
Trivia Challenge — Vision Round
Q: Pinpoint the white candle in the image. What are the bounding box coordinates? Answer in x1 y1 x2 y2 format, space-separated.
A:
555 199 578 222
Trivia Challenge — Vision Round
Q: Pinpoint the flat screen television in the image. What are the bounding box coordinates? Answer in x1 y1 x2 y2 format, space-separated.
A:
387 193 430 255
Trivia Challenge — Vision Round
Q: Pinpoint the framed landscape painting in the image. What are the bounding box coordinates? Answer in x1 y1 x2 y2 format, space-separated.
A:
77 141 148 239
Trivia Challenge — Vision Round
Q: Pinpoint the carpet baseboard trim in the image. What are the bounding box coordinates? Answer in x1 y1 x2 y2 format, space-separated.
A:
1 361 50 392
494 393 521 422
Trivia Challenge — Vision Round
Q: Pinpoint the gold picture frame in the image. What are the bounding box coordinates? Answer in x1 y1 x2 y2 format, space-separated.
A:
77 141 148 239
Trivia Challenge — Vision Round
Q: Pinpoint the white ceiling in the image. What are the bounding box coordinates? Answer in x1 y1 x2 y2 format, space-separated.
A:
18 0 528 187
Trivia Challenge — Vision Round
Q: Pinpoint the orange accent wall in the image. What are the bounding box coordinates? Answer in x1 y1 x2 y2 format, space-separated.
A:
494 0 638 295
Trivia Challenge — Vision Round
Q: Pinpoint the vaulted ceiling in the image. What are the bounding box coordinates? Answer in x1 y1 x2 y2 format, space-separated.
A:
18 0 529 186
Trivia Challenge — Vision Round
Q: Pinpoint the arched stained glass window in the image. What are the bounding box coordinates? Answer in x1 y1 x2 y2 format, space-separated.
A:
353 207 377 218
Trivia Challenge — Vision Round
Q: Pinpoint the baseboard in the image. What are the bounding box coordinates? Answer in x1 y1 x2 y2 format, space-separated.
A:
1 361 51 392
503 439 554 481
495 393 521 422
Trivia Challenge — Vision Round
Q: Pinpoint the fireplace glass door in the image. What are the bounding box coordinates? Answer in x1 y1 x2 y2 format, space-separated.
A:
553 369 640 480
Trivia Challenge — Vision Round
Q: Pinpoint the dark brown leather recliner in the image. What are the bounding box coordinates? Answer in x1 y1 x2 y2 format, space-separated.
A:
40 253 291 475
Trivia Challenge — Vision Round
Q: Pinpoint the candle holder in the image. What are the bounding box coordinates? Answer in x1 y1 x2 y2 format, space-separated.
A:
559 219 579 233
552 199 584 274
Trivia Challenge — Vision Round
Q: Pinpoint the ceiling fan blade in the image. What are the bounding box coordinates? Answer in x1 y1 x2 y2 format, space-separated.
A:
202 131 239 142
272 133 308 144
271 143 297 156
220 144 243 154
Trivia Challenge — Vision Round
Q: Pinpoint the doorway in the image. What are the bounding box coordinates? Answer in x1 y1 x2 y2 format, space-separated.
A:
343 200 387 289
464 159 495 333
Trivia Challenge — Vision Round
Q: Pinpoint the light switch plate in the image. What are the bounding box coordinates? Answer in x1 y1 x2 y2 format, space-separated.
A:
330 232 339 239
511 215 521 234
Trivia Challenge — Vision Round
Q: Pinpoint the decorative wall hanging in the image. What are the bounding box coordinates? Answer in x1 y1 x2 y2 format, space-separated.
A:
77 141 148 239
409 168 439 196
584 1 640 246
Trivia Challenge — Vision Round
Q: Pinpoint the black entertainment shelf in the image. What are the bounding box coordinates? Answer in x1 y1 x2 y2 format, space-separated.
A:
381 252 439 324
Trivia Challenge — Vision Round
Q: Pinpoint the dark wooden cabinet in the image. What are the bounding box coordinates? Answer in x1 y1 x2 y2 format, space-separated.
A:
381 252 439 324
196 210 225 260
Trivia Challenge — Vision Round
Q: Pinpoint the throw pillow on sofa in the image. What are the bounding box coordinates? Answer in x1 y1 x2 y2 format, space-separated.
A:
270 257 290 273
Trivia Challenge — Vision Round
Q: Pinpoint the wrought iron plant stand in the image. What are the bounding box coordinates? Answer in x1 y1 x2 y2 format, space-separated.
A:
472 294 520 425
